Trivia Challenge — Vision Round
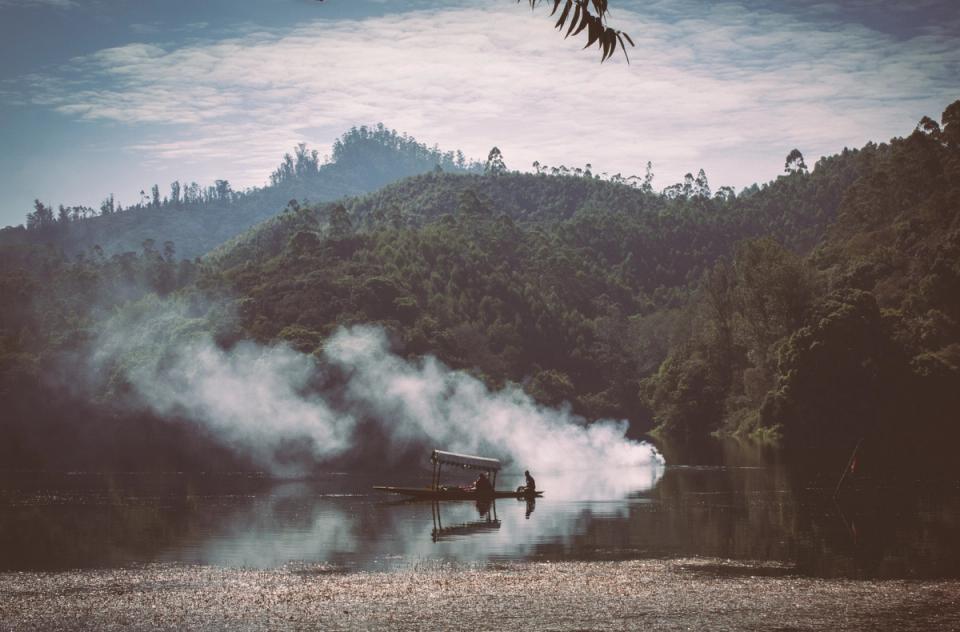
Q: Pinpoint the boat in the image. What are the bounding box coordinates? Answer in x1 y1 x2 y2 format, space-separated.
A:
373 449 543 501
373 486 542 500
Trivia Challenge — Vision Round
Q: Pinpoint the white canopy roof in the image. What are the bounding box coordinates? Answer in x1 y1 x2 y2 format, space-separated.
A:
430 449 501 472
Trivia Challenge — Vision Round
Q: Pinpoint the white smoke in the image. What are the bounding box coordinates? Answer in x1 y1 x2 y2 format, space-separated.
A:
96 303 662 490
134 339 353 469
325 326 661 480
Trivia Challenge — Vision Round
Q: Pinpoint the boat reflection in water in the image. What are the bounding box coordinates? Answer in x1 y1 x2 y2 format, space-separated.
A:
430 500 501 543
428 494 537 543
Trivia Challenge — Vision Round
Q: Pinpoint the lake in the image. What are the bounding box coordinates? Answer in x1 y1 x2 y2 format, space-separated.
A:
2 440 958 578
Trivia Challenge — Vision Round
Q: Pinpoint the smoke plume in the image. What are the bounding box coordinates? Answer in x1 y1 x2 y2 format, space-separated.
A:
95 302 662 487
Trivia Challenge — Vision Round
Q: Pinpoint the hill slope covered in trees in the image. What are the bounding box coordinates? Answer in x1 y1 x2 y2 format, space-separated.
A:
1 101 958 473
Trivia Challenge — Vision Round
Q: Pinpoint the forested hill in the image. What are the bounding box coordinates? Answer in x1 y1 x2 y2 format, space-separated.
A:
340 146 869 250
2 100 958 473
0 125 481 260
189 100 960 464
206 137 873 297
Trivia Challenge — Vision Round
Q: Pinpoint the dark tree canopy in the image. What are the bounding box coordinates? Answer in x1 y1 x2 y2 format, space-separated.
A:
784 149 807 174
485 147 507 175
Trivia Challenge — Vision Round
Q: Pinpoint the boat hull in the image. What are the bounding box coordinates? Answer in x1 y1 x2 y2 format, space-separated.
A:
373 486 542 501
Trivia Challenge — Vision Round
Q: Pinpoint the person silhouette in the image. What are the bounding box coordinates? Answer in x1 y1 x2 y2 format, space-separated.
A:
524 470 536 493
474 472 494 497
525 497 536 519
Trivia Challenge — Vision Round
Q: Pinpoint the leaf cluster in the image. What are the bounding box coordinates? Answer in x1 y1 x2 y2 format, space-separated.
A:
522 0 634 62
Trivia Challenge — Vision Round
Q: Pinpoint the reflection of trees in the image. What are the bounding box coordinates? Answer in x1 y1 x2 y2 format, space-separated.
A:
539 439 800 564
531 439 960 578
0 472 275 571
798 486 960 579
4 456 958 577
647 441 798 562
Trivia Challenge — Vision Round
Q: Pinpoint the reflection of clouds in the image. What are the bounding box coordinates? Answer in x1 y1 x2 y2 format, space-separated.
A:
529 465 665 502
162 482 360 568
170 464 664 569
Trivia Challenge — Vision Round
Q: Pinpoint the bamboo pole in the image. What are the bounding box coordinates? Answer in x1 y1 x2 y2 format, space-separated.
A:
833 438 863 500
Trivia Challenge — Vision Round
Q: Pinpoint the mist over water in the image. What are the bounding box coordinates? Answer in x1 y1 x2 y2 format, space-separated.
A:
93 305 662 491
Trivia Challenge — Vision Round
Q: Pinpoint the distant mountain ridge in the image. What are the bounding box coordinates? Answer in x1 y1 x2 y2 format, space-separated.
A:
205 145 871 290
0 124 481 260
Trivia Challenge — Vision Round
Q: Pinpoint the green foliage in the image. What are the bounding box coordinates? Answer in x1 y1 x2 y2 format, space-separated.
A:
327 203 353 239
3 100 960 470
784 149 807 174
643 100 960 454
761 289 892 442
640 237 812 439
195 125 892 428
484 147 507 176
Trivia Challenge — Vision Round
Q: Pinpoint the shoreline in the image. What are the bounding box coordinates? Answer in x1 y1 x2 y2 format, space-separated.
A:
3 558 959 631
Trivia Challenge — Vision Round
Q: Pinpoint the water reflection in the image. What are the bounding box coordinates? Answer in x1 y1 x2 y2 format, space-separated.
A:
431 501 500 542
1 444 958 579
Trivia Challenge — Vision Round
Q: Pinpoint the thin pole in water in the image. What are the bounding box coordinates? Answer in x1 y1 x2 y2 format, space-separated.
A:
833 438 863 500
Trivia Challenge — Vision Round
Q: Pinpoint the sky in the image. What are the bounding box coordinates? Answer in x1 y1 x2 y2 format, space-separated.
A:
0 0 957 227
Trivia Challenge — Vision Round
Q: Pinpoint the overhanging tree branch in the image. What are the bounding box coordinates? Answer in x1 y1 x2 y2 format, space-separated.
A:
521 0 634 63
315 0 634 63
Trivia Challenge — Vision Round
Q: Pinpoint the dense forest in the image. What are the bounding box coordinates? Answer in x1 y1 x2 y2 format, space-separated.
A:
1 101 958 474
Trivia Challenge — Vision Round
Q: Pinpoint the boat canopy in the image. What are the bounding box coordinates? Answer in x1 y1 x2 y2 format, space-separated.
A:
430 449 501 472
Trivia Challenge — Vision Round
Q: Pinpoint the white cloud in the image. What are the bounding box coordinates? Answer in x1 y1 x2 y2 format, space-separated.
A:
0 0 75 7
16 0 960 191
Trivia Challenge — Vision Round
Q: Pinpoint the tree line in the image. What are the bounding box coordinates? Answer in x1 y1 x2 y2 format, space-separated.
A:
1 100 958 474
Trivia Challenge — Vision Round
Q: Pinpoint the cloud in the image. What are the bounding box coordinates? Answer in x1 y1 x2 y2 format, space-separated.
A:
0 0 75 7
14 0 960 191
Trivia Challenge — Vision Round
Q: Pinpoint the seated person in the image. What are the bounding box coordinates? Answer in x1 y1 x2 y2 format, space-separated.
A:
524 470 536 492
473 472 494 496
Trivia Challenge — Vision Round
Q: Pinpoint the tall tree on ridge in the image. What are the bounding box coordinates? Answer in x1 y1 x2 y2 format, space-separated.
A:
485 147 507 176
784 149 808 174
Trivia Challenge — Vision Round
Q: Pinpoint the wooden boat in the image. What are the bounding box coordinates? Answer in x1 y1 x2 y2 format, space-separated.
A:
372 485 542 500
373 449 543 501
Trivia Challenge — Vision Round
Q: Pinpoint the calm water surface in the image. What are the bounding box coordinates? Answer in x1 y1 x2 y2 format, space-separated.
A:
2 442 958 579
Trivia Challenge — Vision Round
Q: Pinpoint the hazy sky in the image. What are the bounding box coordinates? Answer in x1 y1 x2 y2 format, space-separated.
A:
1 0 957 227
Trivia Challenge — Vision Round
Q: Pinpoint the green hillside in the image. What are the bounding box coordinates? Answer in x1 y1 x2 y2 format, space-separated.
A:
644 103 960 461
1 101 958 472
